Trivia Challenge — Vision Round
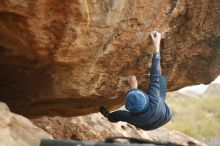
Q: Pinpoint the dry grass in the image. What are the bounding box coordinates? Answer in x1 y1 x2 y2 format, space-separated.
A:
164 95 220 138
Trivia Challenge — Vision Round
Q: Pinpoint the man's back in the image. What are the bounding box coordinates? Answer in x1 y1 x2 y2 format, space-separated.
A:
107 88 172 130
132 94 172 130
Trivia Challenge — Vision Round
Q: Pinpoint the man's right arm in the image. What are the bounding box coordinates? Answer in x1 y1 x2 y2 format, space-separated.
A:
148 31 161 102
148 52 161 101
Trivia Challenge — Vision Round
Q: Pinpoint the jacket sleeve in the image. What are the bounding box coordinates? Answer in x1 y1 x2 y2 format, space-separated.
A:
148 52 161 103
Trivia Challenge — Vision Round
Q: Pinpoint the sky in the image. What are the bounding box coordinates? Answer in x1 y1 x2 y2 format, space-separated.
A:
179 75 220 94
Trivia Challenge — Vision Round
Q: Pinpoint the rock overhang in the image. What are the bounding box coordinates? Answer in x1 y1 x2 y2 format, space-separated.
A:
0 0 219 117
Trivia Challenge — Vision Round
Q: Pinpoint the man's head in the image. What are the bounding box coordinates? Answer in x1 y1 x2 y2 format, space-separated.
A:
125 89 149 113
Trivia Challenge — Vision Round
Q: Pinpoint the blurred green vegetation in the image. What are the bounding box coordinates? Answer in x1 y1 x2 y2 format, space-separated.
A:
164 95 220 138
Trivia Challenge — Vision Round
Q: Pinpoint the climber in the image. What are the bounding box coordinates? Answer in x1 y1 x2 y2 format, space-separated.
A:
99 31 172 130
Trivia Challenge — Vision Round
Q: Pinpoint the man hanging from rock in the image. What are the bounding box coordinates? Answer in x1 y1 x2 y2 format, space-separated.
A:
99 31 172 130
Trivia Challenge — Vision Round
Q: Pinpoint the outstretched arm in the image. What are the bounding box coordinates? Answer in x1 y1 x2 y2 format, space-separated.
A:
148 31 161 102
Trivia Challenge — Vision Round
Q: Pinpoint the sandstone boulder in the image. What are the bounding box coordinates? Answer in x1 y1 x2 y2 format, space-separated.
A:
0 0 219 117
0 102 52 146
32 113 207 146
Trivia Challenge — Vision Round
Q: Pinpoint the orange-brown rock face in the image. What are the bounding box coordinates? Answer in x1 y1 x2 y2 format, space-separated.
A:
0 0 219 117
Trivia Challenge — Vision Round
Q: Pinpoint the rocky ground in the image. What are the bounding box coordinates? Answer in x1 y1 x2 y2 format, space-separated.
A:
0 99 207 146
32 113 207 146
0 102 52 146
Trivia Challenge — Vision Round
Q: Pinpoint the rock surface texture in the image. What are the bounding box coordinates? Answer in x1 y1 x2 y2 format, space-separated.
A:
0 102 52 146
32 113 207 146
0 0 219 117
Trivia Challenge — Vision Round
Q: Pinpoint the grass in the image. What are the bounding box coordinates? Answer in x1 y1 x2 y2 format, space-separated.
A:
164 94 220 138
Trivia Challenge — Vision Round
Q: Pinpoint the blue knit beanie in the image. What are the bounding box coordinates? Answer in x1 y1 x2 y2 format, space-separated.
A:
125 89 149 113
